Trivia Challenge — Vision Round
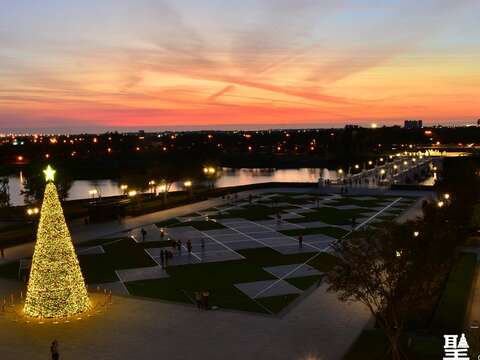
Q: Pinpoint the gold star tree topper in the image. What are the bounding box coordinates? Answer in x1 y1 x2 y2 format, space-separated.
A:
43 165 56 182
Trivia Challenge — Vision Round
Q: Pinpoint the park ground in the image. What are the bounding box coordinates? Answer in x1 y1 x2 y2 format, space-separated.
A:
0 187 426 359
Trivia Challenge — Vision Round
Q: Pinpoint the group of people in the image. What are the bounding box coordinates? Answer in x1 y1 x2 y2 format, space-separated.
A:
194 290 210 310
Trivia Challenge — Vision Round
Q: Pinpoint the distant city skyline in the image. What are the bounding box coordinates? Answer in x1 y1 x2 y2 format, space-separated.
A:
1 0 479 132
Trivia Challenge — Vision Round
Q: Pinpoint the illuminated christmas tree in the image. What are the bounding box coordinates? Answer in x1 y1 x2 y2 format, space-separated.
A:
24 165 90 318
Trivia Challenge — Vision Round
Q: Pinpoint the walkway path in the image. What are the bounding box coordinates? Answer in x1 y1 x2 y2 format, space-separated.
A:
0 278 369 360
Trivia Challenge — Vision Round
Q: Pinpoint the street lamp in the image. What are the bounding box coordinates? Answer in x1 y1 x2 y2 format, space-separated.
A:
413 231 420 237
444 193 450 200
120 184 128 195
128 190 137 197
437 201 445 208
26 207 39 216
88 189 98 200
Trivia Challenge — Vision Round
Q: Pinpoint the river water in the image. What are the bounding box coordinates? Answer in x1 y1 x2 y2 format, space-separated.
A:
6 168 339 206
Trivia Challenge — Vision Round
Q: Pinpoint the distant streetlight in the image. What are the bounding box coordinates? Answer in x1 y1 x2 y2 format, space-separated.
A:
380 169 386 175
128 190 137 197
437 201 445 208
444 193 450 200
203 167 216 175
89 189 98 200
413 231 420 237
184 180 192 188
354 164 360 170
403 161 408 166
338 169 344 175
26 207 39 216
393 165 398 170
368 161 373 166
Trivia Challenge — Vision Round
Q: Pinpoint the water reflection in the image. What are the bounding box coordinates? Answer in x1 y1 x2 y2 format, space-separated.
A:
6 167 340 206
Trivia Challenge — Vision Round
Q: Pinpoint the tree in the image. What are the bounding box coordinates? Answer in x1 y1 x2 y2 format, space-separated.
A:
24 167 90 318
325 221 453 359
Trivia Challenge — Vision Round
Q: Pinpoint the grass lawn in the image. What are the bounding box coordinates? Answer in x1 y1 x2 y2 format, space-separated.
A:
286 275 322 290
327 197 387 208
171 220 226 230
0 261 20 279
259 195 319 205
213 204 281 221
280 226 348 239
431 251 477 332
79 237 157 283
288 206 370 225
238 247 338 272
126 259 280 313
0 222 36 248
125 246 337 314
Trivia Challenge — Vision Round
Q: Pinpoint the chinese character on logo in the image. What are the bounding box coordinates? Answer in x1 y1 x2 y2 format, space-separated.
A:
444 333 470 360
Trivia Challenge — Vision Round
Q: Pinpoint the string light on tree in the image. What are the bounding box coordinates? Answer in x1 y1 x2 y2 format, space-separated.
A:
23 165 90 318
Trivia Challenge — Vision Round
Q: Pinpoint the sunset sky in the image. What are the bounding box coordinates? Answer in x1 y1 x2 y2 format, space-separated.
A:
0 0 479 132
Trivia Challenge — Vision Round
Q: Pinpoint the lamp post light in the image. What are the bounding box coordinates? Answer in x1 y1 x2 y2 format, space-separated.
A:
88 189 98 201
413 231 420 237
26 207 39 216
444 193 450 200
437 200 445 208
184 180 193 197
148 180 156 195
120 184 128 195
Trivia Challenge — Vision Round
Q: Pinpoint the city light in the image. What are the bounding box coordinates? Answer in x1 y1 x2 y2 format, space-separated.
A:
355 164 360 169
338 169 344 175
184 180 192 188
27 207 39 216
380 169 386 175
128 190 137 197
444 193 450 200
437 201 445 208
413 231 420 237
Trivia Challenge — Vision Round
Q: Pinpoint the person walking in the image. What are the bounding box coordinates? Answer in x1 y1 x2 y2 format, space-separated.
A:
298 235 303 249
160 249 165 269
194 292 202 309
202 290 210 310
187 239 192 254
141 228 147 242
50 340 59 360
177 240 182 253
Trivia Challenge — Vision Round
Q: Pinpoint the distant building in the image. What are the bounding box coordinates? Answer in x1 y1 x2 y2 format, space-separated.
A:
477 119 480 127
345 124 360 130
404 120 423 129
